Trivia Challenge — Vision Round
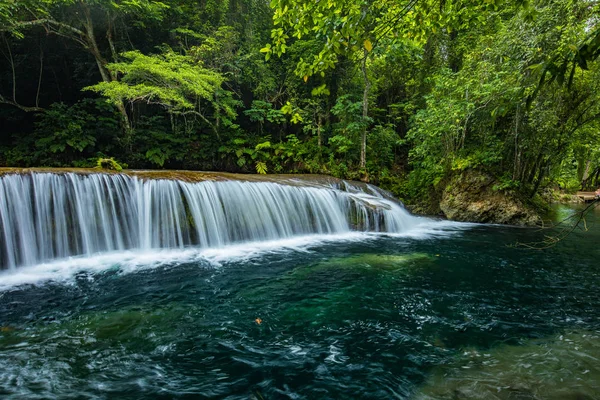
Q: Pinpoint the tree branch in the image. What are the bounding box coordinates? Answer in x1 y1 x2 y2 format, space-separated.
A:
514 199 599 249
0 94 45 112
16 18 86 37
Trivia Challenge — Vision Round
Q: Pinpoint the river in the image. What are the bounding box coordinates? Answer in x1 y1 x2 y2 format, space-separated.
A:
0 173 599 399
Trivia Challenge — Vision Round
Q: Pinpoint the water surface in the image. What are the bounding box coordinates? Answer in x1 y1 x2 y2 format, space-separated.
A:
1 206 599 399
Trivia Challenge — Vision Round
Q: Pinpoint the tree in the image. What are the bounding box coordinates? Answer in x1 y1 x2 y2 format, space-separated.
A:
263 0 503 177
85 50 232 135
406 0 600 202
0 0 169 135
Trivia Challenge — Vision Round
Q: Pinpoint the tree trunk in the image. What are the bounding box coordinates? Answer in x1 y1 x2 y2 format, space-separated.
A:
581 159 592 189
0 34 44 112
513 106 520 180
530 159 549 198
317 114 322 148
360 49 371 177
82 6 131 138
527 153 544 184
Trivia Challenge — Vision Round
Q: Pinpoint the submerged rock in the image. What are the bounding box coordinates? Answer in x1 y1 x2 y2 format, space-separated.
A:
440 170 541 226
240 252 433 300
288 253 435 280
414 330 600 400
239 252 435 327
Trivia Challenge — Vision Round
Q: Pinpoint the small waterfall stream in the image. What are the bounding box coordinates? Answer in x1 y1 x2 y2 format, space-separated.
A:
0 172 419 270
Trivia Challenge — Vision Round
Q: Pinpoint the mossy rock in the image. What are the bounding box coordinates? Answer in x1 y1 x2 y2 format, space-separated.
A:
439 170 541 226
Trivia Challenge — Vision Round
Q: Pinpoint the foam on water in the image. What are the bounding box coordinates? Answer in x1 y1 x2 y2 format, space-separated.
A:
0 219 470 289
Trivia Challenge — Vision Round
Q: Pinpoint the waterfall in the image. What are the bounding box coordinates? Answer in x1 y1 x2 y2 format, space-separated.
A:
0 172 419 270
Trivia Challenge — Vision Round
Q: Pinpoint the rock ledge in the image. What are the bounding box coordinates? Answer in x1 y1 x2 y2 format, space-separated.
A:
440 170 541 226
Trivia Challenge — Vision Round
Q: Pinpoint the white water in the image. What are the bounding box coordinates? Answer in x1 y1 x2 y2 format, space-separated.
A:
0 172 424 271
0 220 471 289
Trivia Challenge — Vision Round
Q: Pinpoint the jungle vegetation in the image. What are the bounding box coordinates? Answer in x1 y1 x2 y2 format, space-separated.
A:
0 0 599 209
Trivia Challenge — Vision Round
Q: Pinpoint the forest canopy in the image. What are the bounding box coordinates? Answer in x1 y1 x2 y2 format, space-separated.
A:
0 0 599 209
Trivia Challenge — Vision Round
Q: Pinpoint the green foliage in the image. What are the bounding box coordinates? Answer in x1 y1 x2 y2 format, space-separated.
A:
24 100 120 167
129 115 192 167
401 0 600 204
492 174 520 192
95 157 123 171
265 0 505 78
86 50 224 116
244 101 286 125
36 104 97 154
255 161 268 174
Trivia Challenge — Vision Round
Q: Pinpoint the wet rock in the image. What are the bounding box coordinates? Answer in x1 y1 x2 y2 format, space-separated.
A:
440 170 541 226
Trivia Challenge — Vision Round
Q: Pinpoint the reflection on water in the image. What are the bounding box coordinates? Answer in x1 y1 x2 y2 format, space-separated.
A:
1 209 600 399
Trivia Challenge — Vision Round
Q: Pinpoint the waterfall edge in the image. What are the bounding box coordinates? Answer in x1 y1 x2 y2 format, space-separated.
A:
0 169 419 270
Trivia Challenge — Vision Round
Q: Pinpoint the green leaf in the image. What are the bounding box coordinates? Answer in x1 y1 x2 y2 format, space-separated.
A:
255 161 268 174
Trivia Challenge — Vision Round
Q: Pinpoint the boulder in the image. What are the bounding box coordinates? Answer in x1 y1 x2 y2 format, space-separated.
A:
440 170 541 226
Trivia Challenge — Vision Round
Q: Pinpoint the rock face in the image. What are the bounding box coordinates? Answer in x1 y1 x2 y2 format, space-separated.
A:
440 170 541 226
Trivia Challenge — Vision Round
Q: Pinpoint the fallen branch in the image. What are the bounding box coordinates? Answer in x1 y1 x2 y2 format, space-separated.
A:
514 198 599 249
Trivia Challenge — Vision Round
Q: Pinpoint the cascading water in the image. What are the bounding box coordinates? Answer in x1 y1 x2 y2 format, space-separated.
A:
0 172 420 270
